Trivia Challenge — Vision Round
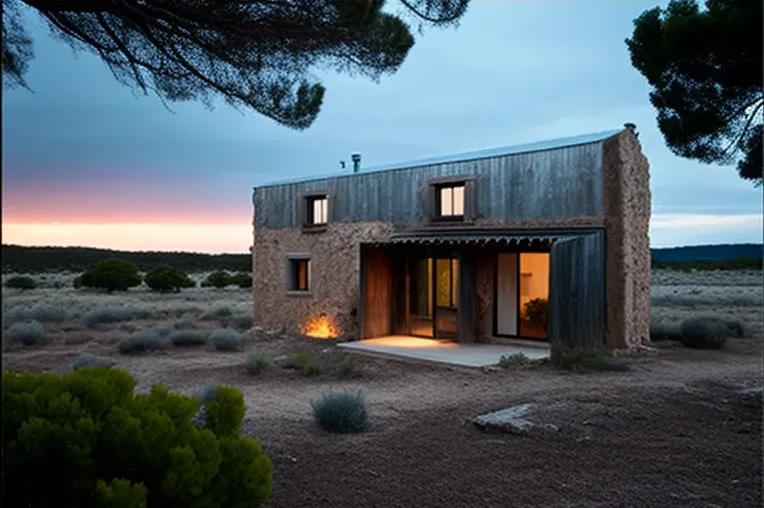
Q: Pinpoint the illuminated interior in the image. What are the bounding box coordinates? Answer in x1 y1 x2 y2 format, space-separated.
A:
300 313 340 339
519 253 550 338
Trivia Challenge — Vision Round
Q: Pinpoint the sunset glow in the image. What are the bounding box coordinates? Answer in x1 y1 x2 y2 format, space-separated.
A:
2 223 252 254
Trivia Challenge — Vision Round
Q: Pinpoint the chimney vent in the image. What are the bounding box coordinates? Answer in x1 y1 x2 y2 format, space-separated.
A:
624 122 637 131
351 153 361 173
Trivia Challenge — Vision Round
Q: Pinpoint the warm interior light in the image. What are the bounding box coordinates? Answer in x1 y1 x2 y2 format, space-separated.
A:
300 313 340 339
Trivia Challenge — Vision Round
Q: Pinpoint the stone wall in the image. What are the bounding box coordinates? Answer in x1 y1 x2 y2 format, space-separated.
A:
252 222 394 337
602 129 652 351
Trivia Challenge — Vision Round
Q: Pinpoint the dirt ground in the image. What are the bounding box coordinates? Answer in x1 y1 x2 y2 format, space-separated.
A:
2 269 763 507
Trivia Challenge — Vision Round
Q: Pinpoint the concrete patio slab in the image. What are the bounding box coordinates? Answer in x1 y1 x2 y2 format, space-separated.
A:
337 336 550 368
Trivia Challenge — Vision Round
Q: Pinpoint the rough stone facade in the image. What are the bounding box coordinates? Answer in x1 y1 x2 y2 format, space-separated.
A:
252 127 651 351
252 222 394 338
602 129 652 351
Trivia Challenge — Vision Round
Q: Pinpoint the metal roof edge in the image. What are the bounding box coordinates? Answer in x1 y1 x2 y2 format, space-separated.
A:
254 128 624 189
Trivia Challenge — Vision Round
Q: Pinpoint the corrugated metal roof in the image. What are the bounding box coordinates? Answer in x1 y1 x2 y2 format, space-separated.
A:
364 234 558 247
255 128 623 189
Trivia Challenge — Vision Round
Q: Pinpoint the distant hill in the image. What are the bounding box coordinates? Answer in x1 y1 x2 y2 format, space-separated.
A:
1 243 761 274
650 243 763 262
1 245 250 274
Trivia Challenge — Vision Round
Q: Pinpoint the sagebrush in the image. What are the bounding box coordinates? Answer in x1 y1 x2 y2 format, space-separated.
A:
312 390 368 433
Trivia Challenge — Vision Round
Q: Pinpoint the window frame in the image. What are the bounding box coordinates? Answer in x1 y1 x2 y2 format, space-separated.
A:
285 253 312 296
427 175 476 224
300 191 330 232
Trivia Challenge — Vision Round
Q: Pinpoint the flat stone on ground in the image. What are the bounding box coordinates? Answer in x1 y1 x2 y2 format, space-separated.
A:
473 403 538 435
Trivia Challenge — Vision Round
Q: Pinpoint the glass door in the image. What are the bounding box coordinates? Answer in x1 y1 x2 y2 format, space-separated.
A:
409 257 434 337
434 257 459 339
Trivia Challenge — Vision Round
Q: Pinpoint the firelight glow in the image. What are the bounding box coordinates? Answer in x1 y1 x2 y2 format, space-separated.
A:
300 314 341 339
361 337 459 349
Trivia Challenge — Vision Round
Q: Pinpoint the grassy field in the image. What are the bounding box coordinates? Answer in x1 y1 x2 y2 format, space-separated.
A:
2 268 762 508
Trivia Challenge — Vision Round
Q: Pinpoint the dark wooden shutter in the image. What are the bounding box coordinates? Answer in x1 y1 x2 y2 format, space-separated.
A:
296 194 305 226
427 184 437 220
547 232 606 353
464 179 477 221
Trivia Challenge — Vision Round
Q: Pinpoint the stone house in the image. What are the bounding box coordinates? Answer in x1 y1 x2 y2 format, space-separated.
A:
252 125 651 352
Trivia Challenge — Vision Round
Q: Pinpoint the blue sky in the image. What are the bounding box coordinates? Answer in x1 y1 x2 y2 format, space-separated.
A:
2 0 762 253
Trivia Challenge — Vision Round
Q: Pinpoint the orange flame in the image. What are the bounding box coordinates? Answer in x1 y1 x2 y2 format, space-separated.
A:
300 314 340 339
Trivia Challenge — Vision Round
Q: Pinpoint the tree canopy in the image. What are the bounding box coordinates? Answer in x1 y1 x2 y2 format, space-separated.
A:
625 0 762 186
2 0 470 129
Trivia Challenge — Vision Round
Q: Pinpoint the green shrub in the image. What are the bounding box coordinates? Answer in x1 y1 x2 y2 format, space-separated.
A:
312 390 368 433
331 358 359 378
5 275 37 289
231 272 253 289
211 329 243 351
4 320 46 347
144 265 195 293
169 330 209 346
552 347 631 372
1 368 272 508
201 271 231 289
246 354 268 375
79 259 142 292
70 354 116 371
232 313 254 330
650 317 682 342
118 331 171 354
679 317 728 349
523 298 549 330
284 350 322 376
72 275 84 289
82 307 150 326
497 353 529 368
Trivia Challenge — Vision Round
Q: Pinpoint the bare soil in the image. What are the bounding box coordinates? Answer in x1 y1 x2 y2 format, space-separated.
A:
2 269 763 507
4 331 762 508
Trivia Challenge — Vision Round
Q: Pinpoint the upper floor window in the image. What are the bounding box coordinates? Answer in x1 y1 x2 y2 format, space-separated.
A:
304 194 328 226
436 183 465 218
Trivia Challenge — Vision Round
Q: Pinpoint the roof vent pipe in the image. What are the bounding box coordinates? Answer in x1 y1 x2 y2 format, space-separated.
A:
351 153 361 173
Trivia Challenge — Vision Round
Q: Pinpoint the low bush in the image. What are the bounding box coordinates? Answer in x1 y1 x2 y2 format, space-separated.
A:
679 317 728 349
552 347 631 372
70 354 115 371
497 353 529 368
650 318 682 342
331 357 359 378
144 265 195 293
201 271 231 289
169 330 209 346
211 329 243 351
284 350 322 376
232 313 254 330
5 275 37 289
246 354 268 375
82 307 150 326
312 390 368 433
72 275 84 289
79 259 142 292
4 320 46 347
4 305 69 326
1 368 272 507
231 272 253 289
118 331 171 354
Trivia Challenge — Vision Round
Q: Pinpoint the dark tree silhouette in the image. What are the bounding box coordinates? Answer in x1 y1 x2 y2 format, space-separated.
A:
626 0 763 186
2 0 470 129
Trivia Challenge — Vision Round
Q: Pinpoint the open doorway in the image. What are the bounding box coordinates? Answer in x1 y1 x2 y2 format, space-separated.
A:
495 252 550 340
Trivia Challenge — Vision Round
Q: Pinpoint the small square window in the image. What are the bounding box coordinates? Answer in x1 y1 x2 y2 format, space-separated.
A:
436 183 465 218
305 195 328 225
287 258 310 292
